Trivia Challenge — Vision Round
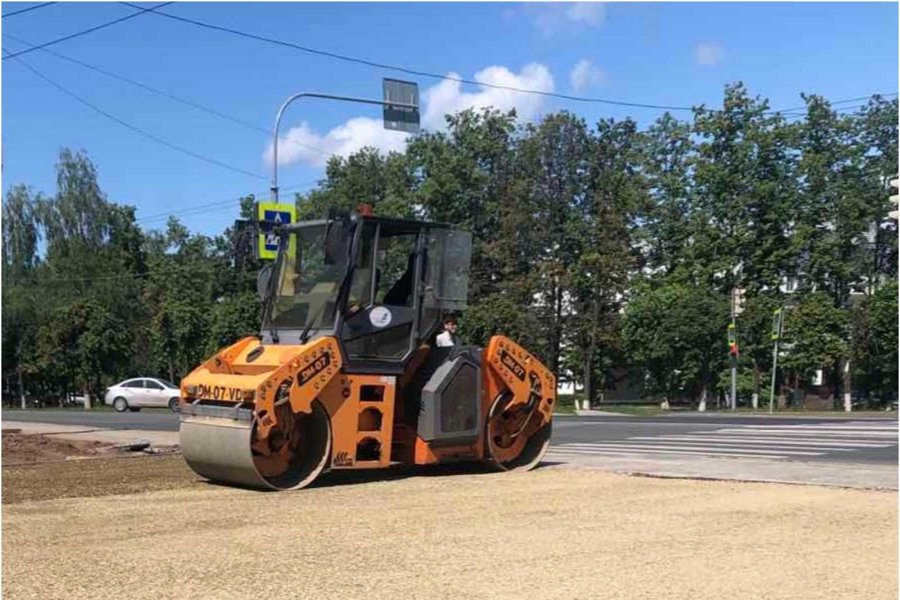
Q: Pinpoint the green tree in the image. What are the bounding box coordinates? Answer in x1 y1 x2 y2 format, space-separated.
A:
569 118 644 405
516 112 590 374
622 282 729 406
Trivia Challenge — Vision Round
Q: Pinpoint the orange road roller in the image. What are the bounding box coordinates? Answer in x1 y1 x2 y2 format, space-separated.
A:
179 211 555 490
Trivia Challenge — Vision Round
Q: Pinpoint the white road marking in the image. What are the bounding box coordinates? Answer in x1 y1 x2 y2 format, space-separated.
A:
546 447 788 460
551 442 822 456
712 428 896 438
633 435 891 448
727 425 897 432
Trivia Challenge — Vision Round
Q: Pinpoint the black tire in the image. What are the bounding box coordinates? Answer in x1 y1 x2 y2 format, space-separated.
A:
168 397 180 413
113 397 128 412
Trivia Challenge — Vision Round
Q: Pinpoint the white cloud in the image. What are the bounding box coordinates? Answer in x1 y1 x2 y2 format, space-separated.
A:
566 2 606 26
264 117 410 168
533 2 606 36
569 59 607 92
265 63 554 169
694 42 724 67
422 63 554 130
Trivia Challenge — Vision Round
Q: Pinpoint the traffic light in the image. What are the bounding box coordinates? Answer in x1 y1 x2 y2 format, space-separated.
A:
727 322 738 356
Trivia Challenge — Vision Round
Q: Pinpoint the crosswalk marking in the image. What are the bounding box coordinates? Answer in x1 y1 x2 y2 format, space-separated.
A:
547 420 898 463
728 425 897 431
546 447 794 461
633 436 889 448
713 429 896 438
552 442 822 456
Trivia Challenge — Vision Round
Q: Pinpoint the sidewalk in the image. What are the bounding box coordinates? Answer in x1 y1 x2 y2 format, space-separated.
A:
2 420 178 448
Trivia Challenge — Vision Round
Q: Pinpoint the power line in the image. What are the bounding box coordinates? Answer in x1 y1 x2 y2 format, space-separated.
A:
134 181 315 224
3 2 57 19
120 2 897 118
8 180 318 286
2 32 332 159
120 1 696 112
3 2 172 60
775 93 898 115
4 49 267 180
780 101 896 122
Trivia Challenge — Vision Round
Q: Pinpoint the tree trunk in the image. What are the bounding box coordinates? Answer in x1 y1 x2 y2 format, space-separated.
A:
841 356 852 412
751 360 760 410
697 363 709 412
17 366 26 410
581 299 600 411
550 282 563 375
582 352 593 411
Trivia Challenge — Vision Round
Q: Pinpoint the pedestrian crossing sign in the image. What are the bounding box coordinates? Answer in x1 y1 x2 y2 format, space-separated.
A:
256 202 296 260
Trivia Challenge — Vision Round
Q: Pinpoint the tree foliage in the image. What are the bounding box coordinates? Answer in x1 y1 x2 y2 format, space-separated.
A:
2 84 896 408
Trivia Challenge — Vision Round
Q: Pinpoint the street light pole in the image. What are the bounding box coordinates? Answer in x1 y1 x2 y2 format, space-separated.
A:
729 266 743 412
730 293 737 411
769 336 779 414
270 92 419 202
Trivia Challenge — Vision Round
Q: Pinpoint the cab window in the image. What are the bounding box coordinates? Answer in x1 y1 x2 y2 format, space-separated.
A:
376 233 417 307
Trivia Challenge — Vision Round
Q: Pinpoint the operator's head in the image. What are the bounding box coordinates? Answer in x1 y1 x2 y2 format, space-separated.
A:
443 315 458 334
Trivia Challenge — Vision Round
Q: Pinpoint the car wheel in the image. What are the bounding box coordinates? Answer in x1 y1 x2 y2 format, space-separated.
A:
113 397 128 412
168 397 180 413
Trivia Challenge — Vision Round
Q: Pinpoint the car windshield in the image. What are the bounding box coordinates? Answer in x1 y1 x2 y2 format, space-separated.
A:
267 222 351 331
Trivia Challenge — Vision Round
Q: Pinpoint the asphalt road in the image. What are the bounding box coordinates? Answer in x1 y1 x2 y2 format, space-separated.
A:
553 414 898 465
5 409 897 465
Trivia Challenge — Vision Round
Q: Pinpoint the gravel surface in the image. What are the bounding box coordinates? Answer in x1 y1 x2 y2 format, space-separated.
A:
2 458 896 600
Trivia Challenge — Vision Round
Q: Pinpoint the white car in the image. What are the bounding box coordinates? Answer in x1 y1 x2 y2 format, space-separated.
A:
104 378 181 412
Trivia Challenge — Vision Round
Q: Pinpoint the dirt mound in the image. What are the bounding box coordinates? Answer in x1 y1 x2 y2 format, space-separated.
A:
2 430 111 465
2 455 195 504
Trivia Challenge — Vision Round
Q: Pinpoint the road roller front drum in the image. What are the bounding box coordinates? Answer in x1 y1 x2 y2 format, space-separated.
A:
180 401 332 491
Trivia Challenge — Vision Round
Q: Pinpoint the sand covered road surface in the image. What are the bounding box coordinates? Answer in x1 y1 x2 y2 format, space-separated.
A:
3 457 897 600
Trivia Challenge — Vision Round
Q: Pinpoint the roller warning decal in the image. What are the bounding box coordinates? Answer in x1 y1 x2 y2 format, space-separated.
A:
499 349 526 381
298 352 332 385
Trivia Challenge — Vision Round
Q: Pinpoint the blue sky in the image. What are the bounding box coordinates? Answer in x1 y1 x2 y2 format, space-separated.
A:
2 2 897 236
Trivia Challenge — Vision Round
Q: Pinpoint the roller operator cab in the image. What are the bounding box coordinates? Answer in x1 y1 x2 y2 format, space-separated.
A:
179 212 556 490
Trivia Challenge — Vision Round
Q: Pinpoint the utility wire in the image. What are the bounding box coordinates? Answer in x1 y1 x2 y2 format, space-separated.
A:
775 93 898 115
3 2 172 59
2 32 332 158
120 2 897 118
135 181 315 224
8 179 318 286
3 2 57 19
119 1 696 112
5 49 268 180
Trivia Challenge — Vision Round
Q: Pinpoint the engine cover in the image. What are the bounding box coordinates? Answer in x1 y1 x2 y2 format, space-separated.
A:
416 347 482 447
